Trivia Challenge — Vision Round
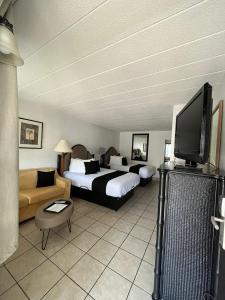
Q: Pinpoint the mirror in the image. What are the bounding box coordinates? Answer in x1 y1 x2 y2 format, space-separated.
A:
131 133 149 161
209 100 223 168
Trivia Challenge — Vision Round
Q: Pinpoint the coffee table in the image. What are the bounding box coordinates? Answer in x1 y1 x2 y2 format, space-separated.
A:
35 198 74 249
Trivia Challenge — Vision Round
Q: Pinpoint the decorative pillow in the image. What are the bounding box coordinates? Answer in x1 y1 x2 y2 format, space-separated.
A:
93 160 100 172
122 157 128 166
69 158 93 173
84 161 98 174
37 170 55 187
109 155 123 166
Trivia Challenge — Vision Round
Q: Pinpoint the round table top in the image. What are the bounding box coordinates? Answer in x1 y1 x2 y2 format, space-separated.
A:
35 198 74 230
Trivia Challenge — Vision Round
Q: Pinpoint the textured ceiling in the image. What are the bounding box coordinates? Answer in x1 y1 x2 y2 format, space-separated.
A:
14 0 225 131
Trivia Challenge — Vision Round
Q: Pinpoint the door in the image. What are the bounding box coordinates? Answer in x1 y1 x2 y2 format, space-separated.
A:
212 196 225 300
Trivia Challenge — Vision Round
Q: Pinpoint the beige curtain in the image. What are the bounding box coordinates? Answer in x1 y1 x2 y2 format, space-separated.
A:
0 62 18 264
0 1 20 264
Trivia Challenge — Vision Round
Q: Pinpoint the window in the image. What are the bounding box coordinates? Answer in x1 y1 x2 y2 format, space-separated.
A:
164 140 171 162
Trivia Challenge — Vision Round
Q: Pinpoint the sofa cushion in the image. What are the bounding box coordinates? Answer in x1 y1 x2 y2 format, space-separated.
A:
19 170 37 190
37 170 55 187
19 194 29 208
19 168 56 190
21 186 64 205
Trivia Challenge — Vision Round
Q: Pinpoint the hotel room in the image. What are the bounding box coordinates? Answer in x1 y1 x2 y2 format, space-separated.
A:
0 1 225 300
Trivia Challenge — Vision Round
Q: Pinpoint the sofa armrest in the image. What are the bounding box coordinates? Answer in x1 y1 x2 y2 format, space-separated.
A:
56 175 71 198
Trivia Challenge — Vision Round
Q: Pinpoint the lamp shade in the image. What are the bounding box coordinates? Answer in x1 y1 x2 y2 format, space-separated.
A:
54 139 72 153
0 22 24 66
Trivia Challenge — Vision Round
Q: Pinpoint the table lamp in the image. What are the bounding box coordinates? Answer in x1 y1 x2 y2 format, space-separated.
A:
54 139 72 176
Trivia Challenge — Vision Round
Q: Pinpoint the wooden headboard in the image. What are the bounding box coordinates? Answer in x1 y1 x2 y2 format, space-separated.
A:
64 144 93 171
102 146 120 167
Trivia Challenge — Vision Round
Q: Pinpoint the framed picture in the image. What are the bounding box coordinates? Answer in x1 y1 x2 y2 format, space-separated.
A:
19 118 43 149
209 100 223 168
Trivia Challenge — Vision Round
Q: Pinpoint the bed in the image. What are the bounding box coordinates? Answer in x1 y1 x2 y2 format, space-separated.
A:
102 146 156 186
63 144 140 210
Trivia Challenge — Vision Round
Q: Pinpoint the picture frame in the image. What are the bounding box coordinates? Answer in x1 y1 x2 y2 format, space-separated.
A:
209 100 223 168
19 118 43 149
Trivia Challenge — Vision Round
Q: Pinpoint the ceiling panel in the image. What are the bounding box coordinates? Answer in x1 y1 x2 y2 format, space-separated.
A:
17 0 207 86
14 0 106 58
14 0 225 131
60 72 225 108
44 54 225 107
19 31 225 102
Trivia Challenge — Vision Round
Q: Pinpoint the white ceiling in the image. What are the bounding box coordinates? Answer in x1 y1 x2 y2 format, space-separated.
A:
14 0 225 131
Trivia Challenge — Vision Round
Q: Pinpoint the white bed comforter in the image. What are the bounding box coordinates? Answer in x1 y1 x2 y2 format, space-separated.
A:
110 164 156 179
64 168 140 198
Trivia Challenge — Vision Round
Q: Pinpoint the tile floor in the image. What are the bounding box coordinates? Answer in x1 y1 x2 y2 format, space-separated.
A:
0 181 158 300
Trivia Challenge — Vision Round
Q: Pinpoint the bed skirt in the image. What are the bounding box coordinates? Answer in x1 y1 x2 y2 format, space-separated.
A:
140 176 152 186
71 185 134 210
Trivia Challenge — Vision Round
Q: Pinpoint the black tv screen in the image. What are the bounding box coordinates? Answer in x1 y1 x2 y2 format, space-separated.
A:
174 83 212 164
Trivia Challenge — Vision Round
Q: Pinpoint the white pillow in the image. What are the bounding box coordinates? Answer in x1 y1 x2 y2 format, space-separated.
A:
109 155 123 166
69 158 93 173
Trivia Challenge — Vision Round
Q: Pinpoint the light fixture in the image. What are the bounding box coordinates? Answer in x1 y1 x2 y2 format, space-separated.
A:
54 139 72 175
54 139 72 154
0 16 24 66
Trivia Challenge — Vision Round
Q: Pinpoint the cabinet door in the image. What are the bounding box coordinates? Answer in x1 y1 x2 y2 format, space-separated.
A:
161 172 217 300
216 248 225 300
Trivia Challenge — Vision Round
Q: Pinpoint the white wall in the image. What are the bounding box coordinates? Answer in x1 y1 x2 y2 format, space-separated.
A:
119 131 171 177
213 78 225 171
170 104 185 162
19 100 119 169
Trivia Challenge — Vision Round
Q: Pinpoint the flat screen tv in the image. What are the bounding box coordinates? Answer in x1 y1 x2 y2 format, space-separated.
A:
174 83 212 165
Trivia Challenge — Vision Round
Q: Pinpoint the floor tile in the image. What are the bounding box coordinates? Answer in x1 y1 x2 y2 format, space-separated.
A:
121 236 147 259
130 225 152 242
68 254 105 292
88 239 118 265
103 228 127 247
50 243 84 272
7 236 33 262
57 224 84 241
73 216 96 229
90 268 131 300
113 219 134 234
6 185 158 300
149 231 156 246
142 211 157 221
107 210 125 218
137 217 156 230
71 231 99 252
109 249 141 281
19 220 37 236
143 244 155 265
87 222 110 237
128 208 144 217
122 213 140 224
86 209 106 220
75 205 93 216
0 266 15 295
128 285 152 300
42 276 86 300
99 214 117 226
25 229 43 245
6 248 46 281
0 284 28 300
70 211 84 222
134 261 154 294
36 232 67 258
19 260 63 300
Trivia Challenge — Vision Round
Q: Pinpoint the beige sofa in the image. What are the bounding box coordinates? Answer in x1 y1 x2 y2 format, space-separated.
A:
19 168 71 222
